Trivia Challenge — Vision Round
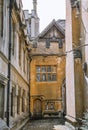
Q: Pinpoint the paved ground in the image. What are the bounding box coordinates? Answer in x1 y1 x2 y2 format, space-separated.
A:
53 125 70 130
21 118 65 130
0 119 9 130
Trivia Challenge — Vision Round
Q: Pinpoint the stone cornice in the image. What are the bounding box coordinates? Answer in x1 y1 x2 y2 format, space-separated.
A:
30 53 66 57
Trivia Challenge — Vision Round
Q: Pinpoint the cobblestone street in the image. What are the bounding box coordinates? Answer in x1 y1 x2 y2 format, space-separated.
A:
21 118 65 130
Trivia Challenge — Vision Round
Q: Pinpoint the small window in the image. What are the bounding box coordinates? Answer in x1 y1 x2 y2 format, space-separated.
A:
33 41 37 48
36 65 57 82
11 22 16 55
58 38 63 49
42 66 46 72
42 74 46 81
36 74 41 81
45 103 48 110
50 103 54 110
52 74 57 81
45 102 55 110
46 39 50 48
36 66 41 73
47 74 51 81
47 66 51 72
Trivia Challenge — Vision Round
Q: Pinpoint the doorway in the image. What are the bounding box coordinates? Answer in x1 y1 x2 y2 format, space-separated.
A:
33 99 42 118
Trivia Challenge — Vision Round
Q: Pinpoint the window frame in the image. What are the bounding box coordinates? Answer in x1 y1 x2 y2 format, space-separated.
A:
36 65 57 82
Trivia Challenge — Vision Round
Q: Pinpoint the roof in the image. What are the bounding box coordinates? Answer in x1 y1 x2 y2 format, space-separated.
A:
38 19 65 38
56 19 65 31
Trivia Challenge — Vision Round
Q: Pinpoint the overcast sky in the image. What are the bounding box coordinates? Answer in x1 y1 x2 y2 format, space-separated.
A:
22 0 66 32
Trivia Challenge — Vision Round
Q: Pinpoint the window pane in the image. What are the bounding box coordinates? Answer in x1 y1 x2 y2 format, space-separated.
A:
33 41 37 48
36 66 41 73
50 103 54 110
42 66 46 72
47 74 51 81
36 74 41 81
47 66 51 72
48 103 51 109
52 74 57 81
52 66 56 72
46 39 50 48
45 103 48 110
36 65 57 82
58 39 63 49
42 74 46 81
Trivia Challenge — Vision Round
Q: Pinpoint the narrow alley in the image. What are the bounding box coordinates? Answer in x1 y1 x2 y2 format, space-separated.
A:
21 118 65 130
0 0 88 130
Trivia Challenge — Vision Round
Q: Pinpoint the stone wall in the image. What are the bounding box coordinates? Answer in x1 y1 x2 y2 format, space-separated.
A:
30 55 65 117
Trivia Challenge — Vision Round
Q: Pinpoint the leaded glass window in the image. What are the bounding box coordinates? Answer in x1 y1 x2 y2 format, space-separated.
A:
36 65 57 82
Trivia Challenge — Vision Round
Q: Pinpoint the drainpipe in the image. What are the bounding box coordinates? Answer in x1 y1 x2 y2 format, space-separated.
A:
7 0 12 127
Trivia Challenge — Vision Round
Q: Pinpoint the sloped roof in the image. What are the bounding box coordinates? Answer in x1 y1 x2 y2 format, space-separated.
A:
38 19 65 38
56 19 65 31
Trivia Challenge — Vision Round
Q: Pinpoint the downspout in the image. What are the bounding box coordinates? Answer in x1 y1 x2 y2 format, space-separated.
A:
7 0 12 127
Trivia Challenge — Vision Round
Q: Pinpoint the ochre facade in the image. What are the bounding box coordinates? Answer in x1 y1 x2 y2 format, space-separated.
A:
29 20 66 118
30 56 65 117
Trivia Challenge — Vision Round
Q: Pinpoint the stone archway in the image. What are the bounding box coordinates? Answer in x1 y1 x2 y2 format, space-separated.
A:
33 99 42 118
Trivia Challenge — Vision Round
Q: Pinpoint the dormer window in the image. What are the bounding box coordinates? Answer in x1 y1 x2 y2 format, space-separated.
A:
46 39 50 48
58 38 63 49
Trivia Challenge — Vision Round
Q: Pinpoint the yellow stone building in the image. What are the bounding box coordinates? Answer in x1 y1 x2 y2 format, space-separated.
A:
29 19 66 118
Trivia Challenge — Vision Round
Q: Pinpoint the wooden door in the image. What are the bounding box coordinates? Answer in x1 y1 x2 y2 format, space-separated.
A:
33 99 42 118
